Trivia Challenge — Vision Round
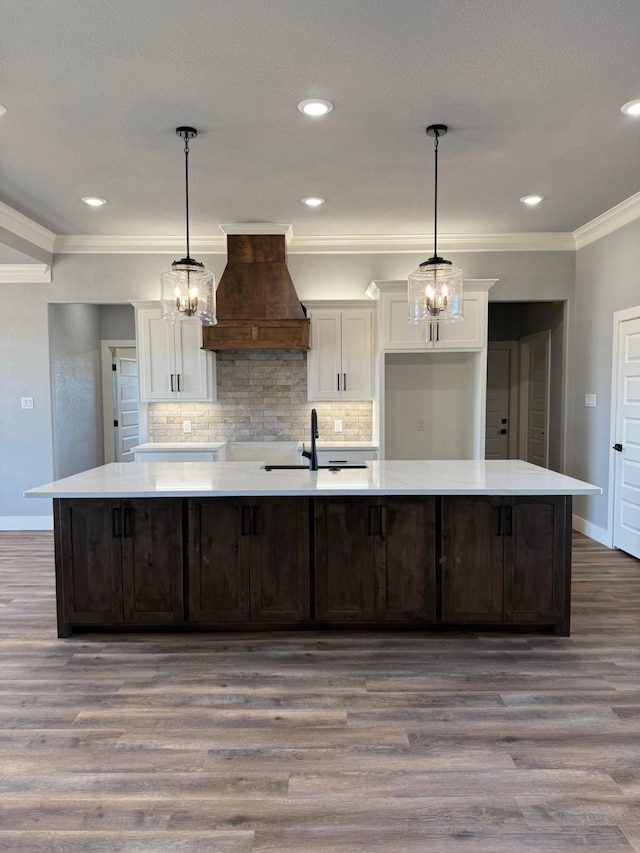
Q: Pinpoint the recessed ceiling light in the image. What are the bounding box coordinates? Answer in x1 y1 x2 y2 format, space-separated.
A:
520 194 544 206
0 103 7 117
621 99 640 117
82 196 107 207
297 99 333 117
302 196 325 207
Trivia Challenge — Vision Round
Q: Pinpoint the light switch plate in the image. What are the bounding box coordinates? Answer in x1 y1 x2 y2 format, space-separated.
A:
585 394 596 408
20 397 34 410
334 419 343 433
182 420 192 433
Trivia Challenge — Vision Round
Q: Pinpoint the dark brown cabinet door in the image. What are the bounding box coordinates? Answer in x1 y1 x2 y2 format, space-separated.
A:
375 497 437 622
121 499 184 624
441 496 504 623
250 498 310 623
56 499 124 626
314 498 376 622
188 499 250 623
503 496 570 631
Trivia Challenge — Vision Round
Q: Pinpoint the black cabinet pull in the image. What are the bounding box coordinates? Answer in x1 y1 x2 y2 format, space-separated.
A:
241 506 252 536
112 507 122 538
343 373 347 391
436 324 440 342
503 506 513 536
495 506 503 537
252 506 259 536
428 323 433 342
123 506 132 538
368 505 377 536
170 374 175 392
379 505 386 540
337 373 340 391
177 374 181 392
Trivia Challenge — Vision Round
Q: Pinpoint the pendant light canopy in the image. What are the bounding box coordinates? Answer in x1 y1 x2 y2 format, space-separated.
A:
407 124 463 325
161 127 216 325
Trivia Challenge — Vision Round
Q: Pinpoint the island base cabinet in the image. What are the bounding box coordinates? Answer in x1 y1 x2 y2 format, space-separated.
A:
54 498 184 636
314 497 437 624
187 498 310 626
441 495 571 634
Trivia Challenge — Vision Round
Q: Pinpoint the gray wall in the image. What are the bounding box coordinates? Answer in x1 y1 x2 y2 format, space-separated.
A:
100 304 135 340
570 218 640 533
1 249 575 522
49 304 104 479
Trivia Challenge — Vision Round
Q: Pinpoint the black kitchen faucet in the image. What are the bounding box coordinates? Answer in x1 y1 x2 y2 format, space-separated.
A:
301 408 319 471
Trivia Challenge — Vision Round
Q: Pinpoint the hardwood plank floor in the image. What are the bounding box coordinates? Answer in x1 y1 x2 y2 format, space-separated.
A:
1 531 640 851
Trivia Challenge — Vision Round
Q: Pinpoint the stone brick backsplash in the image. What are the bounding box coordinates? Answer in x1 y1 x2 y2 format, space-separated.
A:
148 350 373 442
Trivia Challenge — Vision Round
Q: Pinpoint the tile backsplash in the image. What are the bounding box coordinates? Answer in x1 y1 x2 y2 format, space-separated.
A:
148 351 373 442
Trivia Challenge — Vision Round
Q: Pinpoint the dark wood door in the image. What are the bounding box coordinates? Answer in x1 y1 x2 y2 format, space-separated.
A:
503 496 570 631
314 498 376 622
441 496 504 623
250 498 310 623
56 499 123 626
375 497 437 622
121 499 184 624
188 498 250 623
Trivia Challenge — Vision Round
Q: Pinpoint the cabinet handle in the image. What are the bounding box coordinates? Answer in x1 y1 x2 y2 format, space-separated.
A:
428 324 433 342
503 506 513 536
112 507 122 538
343 373 347 391
177 373 181 392
368 505 377 536
495 506 503 537
123 506 132 538
241 506 252 536
170 374 175 392
337 373 340 391
252 506 259 537
329 460 348 464
379 505 386 540
436 324 440 342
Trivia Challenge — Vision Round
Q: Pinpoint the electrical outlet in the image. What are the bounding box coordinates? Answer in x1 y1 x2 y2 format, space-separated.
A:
585 394 596 408
20 397 34 410
334 419 343 433
182 420 192 433
417 418 425 431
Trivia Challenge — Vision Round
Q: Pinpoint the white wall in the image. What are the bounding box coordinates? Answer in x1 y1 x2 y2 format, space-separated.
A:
0 249 575 524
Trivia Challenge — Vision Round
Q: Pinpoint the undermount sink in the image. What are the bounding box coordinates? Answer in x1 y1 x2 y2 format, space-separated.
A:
262 464 369 471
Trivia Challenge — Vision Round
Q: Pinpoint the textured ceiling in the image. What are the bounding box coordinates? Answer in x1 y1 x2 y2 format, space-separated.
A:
1 0 640 246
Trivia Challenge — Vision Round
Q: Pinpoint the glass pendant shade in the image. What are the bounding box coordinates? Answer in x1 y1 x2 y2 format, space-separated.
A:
407 257 464 324
161 257 217 325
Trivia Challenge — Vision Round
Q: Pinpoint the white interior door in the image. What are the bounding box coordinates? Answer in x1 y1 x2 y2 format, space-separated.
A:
612 315 640 557
485 348 511 459
114 348 139 462
519 331 550 468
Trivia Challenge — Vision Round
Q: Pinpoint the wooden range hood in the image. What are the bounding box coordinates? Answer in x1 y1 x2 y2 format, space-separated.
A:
202 234 310 350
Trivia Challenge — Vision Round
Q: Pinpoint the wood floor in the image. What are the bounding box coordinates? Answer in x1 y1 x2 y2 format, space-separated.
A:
1 532 640 852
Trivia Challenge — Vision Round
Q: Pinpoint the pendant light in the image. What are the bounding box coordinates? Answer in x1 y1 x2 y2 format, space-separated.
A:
407 124 463 325
161 127 216 325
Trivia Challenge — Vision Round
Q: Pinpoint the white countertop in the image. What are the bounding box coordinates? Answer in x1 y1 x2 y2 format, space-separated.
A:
132 441 379 452
25 460 600 499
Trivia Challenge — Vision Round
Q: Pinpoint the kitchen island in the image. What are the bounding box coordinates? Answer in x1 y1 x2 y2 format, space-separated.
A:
25 460 599 638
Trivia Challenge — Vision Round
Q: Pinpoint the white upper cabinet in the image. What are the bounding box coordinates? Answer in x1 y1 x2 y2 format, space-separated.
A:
307 304 374 401
133 303 216 402
376 282 494 351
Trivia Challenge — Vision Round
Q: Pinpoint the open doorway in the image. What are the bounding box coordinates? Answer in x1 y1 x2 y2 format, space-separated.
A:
486 302 565 471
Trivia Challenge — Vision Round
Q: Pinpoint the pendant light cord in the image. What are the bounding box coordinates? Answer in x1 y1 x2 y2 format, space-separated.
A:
183 135 191 260
433 129 439 260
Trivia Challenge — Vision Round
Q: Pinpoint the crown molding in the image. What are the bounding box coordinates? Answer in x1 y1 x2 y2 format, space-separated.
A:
219 223 294 242
368 278 498 298
0 264 51 283
285 232 575 253
0 201 56 253
573 190 640 249
53 235 229 254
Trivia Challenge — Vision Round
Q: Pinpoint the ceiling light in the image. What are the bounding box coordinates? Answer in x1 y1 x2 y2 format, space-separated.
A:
297 99 333 117
302 196 325 207
160 126 216 326
407 125 463 326
621 99 640 117
82 196 107 206
0 103 7 117
520 194 544 205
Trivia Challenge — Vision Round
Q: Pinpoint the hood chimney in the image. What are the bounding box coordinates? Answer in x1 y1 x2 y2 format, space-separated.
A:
202 233 310 350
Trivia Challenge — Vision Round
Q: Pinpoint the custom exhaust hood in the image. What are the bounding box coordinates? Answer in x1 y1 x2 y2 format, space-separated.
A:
201 233 310 350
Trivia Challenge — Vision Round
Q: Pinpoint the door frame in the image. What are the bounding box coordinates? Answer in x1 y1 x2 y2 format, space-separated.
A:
518 330 550 467
487 341 520 459
101 339 136 463
607 305 640 549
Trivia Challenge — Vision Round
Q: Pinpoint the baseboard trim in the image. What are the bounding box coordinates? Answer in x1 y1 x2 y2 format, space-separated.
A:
0 516 54 531
572 514 610 547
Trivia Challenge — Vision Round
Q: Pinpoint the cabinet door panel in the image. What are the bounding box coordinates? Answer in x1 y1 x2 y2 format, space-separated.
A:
314 498 376 621
441 496 503 622
435 294 485 349
376 497 437 622
57 499 123 624
250 499 310 622
188 499 250 622
503 497 565 624
384 295 431 348
121 499 183 624
309 312 342 399
341 310 373 400
174 321 211 400
139 313 176 401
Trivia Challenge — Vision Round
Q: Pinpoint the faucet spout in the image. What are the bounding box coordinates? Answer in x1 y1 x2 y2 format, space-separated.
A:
301 408 319 471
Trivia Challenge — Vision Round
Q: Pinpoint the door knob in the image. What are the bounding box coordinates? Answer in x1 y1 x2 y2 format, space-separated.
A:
613 443 623 452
